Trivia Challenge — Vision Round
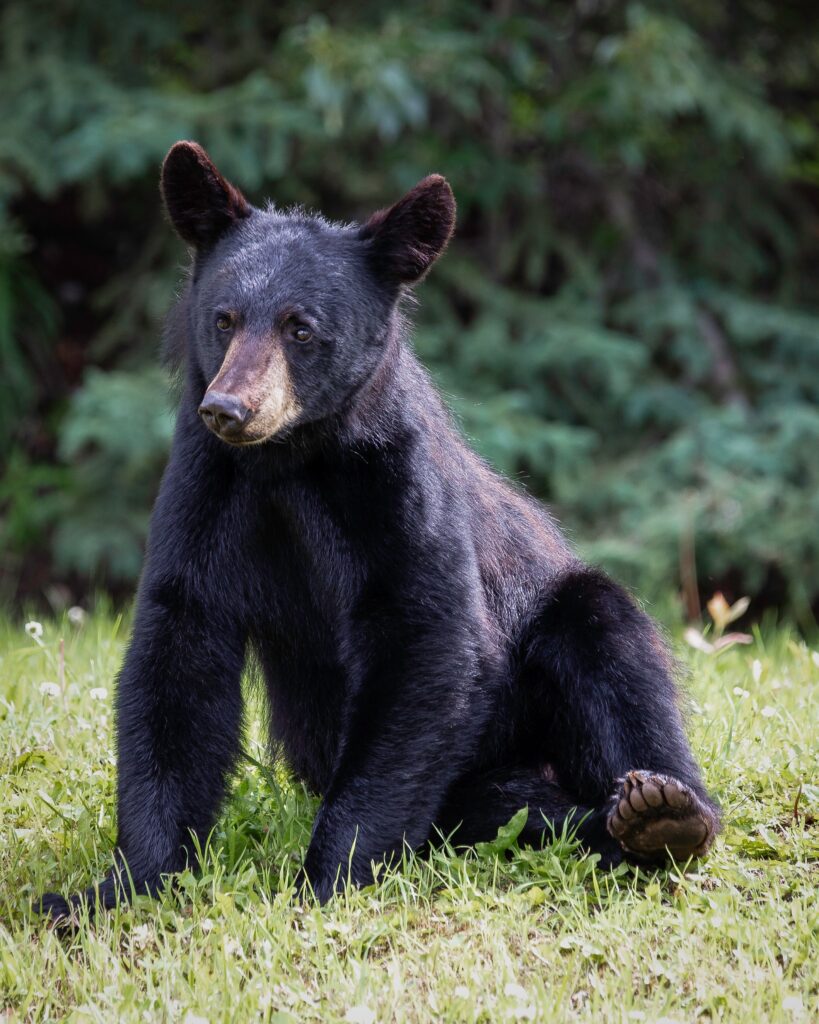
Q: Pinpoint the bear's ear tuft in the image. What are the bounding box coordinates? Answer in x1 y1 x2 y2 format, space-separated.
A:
359 175 456 286
160 141 251 250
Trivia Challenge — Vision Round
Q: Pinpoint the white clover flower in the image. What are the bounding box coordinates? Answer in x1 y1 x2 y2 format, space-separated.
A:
130 923 152 950
782 994 804 1014
90 687 108 701
732 686 750 698
25 621 43 640
39 682 60 697
67 606 86 627
504 983 528 1000
761 706 776 718
345 1007 376 1024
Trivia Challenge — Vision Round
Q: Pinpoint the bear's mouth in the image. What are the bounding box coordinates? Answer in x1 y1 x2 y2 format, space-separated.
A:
213 432 276 447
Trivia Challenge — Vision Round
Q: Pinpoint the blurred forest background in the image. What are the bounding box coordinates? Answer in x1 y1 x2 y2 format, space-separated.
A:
1 0 818 624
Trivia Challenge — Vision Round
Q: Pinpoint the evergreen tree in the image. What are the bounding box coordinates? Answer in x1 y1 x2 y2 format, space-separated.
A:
1 1 818 620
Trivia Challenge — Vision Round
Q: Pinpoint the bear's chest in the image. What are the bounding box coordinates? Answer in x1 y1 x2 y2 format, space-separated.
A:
243 483 365 792
246 477 363 632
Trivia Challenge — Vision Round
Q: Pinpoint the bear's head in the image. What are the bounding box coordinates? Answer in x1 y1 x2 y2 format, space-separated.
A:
161 141 455 445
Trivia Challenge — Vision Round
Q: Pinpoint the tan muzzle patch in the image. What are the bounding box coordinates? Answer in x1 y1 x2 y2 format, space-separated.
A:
205 330 302 443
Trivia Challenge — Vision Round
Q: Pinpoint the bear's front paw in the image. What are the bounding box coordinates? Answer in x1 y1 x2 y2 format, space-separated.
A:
35 875 126 932
36 890 85 933
294 863 348 904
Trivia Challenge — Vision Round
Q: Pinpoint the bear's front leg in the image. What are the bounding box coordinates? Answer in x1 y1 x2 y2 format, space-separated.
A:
38 578 246 926
299 583 491 903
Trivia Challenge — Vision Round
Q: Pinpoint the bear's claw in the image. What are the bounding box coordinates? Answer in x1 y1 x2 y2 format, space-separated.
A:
36 891 83 933
607 770 717 861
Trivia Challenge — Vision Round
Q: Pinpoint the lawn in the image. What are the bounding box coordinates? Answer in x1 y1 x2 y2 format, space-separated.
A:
0 609 817 1023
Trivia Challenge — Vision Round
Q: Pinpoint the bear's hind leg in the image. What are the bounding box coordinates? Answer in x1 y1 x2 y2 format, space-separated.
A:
520 566 720 864
435 766 624 868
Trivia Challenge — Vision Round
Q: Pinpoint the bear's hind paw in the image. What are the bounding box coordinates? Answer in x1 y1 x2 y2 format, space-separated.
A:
607 770 718 862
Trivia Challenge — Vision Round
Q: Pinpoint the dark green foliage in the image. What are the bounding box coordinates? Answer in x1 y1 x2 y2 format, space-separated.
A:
2 1 818 616
53 368 176 582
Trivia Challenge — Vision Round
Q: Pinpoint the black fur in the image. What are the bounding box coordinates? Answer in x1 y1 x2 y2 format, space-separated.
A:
38 143 720 921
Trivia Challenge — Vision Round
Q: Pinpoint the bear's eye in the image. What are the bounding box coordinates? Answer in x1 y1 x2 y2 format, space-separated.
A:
292 324 312 344
215 313 233 331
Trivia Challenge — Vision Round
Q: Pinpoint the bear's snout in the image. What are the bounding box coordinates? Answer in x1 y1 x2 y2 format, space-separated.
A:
198 391 253 442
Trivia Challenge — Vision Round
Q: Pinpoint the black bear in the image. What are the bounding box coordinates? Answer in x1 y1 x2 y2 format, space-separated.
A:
39 141 720 923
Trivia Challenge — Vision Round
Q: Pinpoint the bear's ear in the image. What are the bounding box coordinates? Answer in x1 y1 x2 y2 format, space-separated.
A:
359 175 456 286
160 141 251 249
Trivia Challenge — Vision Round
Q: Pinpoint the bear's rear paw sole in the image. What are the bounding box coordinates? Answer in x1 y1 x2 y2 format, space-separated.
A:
607 770 718 861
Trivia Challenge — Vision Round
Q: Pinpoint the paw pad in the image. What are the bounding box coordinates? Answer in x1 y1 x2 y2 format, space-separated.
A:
607 770 717 861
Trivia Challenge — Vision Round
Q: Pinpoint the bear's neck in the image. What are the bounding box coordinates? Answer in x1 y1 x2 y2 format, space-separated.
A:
336 319 453 451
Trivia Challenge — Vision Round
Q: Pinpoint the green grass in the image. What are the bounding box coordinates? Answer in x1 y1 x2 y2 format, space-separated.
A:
1 611 817 1023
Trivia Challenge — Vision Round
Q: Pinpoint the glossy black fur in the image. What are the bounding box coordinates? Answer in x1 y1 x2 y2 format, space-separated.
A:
38 146 719 921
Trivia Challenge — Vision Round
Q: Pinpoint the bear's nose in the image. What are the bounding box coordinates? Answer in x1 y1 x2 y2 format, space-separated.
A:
198 392 252 439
